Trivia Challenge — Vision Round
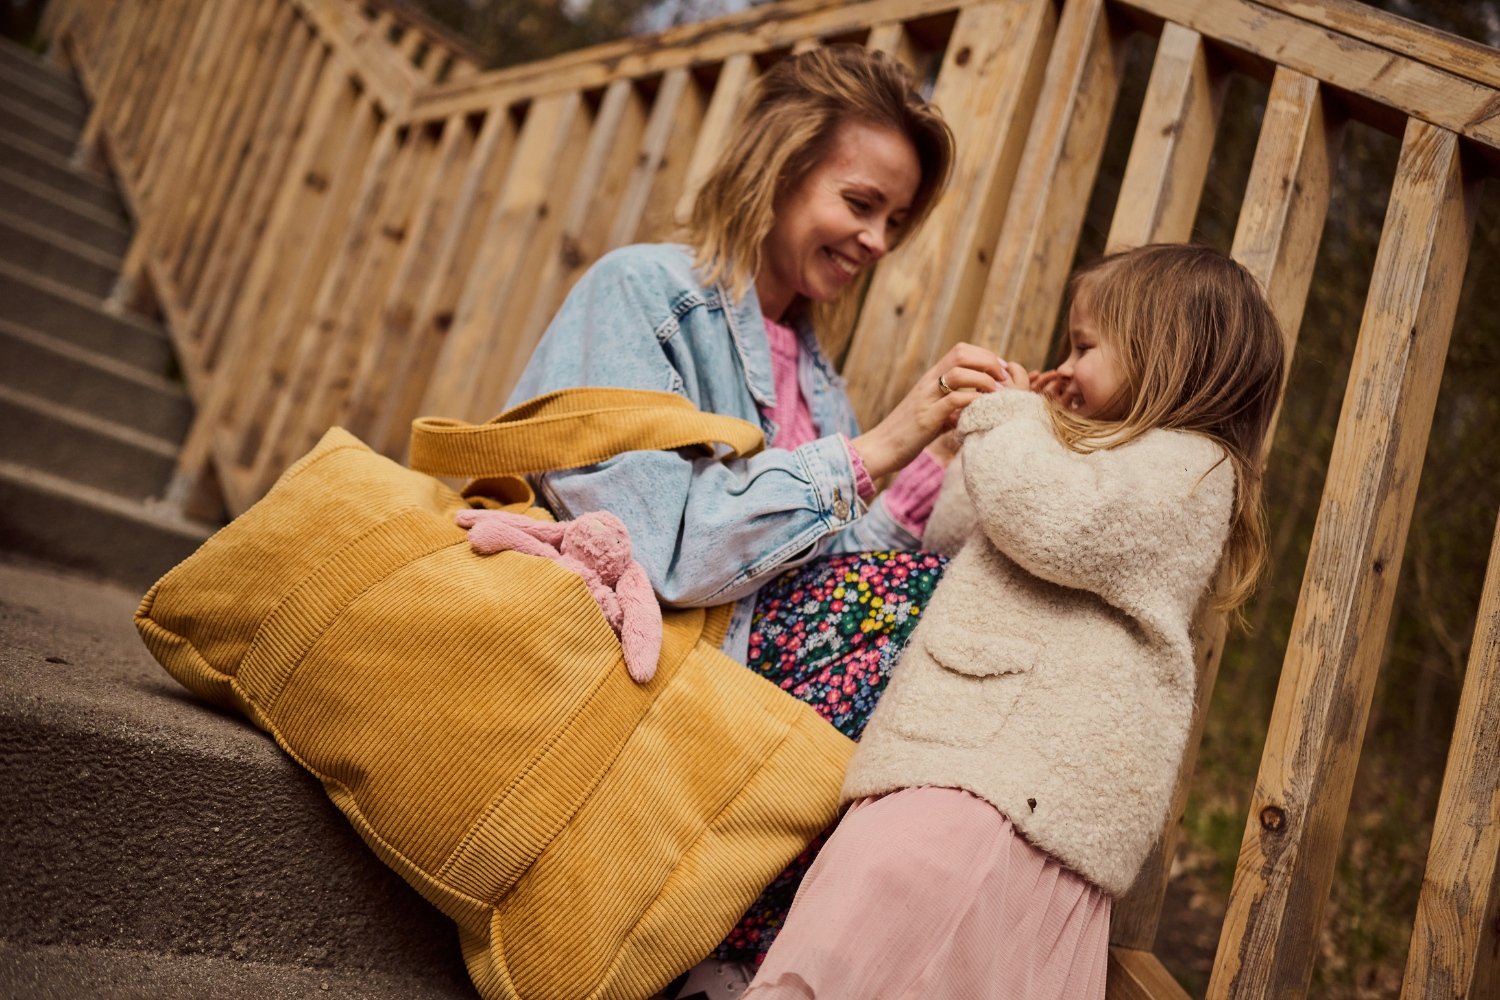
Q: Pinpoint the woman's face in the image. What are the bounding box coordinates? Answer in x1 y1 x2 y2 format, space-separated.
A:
755 121 921 321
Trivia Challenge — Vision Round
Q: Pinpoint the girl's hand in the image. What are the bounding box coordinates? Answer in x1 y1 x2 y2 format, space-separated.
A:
851 342 1005 481
1031 368 1067 400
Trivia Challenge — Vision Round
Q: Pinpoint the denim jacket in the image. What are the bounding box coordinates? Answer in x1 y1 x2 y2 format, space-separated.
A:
508 243 919 659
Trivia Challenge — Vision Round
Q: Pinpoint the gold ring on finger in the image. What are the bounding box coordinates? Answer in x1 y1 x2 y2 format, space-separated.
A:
938 374 954 395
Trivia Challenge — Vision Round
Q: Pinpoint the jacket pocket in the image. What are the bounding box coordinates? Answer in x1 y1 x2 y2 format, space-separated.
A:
926 631 1039 677
887 632 1040 746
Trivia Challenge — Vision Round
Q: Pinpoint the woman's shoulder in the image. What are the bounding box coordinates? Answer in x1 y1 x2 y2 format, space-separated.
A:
586 242 702 288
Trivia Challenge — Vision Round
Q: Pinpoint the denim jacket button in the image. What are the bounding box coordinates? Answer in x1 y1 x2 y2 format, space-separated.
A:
833 497 850 520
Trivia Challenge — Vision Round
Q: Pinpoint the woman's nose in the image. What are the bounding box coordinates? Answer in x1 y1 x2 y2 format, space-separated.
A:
859 225 889 259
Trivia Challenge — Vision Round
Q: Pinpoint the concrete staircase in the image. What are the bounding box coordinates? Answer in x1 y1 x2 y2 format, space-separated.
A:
0 35 475 1000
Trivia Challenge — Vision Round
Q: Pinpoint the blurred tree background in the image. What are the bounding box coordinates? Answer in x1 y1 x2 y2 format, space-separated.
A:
409 3 1497 995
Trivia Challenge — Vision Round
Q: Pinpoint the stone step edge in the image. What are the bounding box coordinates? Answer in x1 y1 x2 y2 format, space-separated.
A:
0 315 184 399
0 256 166 341
0 457 216 544
0 162 129 233
0 37 86 99
0 127 116 195
0 89 83 150
0 203 125 271
0 382 180 460
0 55 86 123
0 939 477 1000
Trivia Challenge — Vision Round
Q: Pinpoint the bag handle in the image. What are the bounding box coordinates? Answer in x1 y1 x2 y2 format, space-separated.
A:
408 387 766 479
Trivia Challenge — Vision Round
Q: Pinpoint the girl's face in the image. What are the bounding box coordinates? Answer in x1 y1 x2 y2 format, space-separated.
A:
1056 296 1128 419
755 121 921 320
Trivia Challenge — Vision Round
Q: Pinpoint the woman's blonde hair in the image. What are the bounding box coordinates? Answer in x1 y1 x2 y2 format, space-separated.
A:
1049 243 1287 617
687 45 954 315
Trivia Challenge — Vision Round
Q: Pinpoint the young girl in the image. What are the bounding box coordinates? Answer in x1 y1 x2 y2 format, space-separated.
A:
742 243 1287 998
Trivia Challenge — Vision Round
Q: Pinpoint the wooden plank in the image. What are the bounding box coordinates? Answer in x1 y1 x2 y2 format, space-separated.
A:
417 88 591 422
340 114 477 446
672 52 758 227
842 0 1057 428
226 92 384 493
865 20 923 76
1111 64 1341 953
111 0 195 175
190 23 325 372
1207 118 1480 1000
170 56 355 514
1117 0 1500 152
74 0 151 170
1108 946 1193 1000
161 0 284 286
290 0 422 115
406 0 969 121
604 67 705 248
969 0 1129 375
250 118 424 488
1253 0 1500 92
505 78 651 393
366 108 521 457
176 1 303 308
1105 21 1227 251
128 0 204 189
1400 514 1500 998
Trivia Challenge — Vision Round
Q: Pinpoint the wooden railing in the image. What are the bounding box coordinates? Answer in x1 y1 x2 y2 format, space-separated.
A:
38 0 1499 997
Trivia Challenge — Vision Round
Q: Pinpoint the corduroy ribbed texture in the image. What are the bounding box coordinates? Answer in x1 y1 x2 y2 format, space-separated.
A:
135 394 853 1000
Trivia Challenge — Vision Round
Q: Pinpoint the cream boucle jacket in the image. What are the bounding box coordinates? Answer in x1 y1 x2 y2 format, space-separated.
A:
842 389 1234 895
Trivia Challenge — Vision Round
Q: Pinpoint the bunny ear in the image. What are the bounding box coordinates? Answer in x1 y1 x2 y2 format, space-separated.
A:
615 562 662 683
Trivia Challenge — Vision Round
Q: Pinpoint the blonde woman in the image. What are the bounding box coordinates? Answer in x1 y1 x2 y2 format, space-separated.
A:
506 45 1005 983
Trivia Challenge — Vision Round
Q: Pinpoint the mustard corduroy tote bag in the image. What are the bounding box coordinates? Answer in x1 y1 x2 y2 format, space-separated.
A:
135 388 855 1000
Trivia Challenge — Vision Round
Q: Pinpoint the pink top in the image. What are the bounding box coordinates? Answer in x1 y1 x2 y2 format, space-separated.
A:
761 317 944 539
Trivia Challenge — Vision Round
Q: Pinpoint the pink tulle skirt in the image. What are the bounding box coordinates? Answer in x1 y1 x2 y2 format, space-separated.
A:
743 786 1110 1000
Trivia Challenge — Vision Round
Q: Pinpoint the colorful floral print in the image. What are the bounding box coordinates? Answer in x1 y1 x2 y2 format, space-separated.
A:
713 549 949 964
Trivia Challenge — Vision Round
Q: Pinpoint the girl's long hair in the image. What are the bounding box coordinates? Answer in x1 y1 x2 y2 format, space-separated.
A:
1050 244 1287 616
686 45 953 330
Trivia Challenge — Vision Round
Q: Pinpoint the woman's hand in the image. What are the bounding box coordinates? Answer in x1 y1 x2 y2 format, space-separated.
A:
850 342 1007 481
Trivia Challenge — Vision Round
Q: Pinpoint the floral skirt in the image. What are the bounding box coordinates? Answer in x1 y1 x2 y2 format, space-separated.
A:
712 549 949 965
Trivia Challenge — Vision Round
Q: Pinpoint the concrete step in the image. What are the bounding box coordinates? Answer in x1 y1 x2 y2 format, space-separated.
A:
0 166 132 256
0 385 178 499
0 130 125 218
0 90 80 160
0 560 475 997
0 261 172 375
0 461 213 590
0 319 191 441
0 941 477 1000
0 207 122 298
0 48 87 129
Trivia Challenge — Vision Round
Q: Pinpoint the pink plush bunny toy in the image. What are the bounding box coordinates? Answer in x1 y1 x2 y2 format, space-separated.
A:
454 508 663 682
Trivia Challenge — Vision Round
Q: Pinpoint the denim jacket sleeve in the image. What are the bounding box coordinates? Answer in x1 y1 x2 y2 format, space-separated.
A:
507 244 913 606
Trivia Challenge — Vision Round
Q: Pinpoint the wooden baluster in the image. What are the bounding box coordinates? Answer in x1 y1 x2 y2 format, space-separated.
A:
246 118 410 493
166 53 354 516
418 91 591 424
1104 22 1227 251
340 113 474 446
1400 513 1500 998
1110 66 1341 979
842 0 1057 427
176 1 303 311
672 52 757 227
501 78 652 405
191 21 324 372
370 108 521 457
608 67 706 247
228 89 383 498
970 0 1130 373
1208 118 1480 1000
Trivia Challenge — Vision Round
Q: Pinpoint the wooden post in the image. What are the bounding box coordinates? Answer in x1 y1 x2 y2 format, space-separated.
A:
1104 22 1227 252
1207 118 1480 1000
1400 513 1500 998
1111 64 1342 955
841 0 1057 428
969 0 1129 374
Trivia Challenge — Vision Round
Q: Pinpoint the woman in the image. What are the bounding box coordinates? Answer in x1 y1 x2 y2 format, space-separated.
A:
506 44 1006 983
